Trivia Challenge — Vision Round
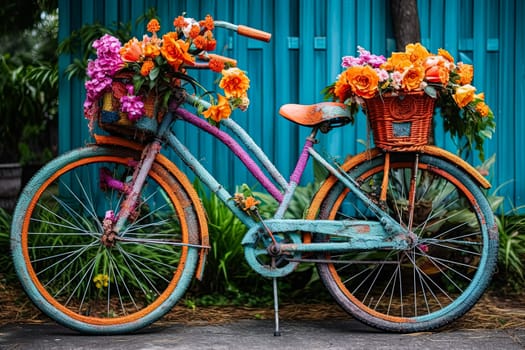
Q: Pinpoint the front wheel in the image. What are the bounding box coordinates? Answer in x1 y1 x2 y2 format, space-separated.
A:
11 146 202 334
307 152 498 332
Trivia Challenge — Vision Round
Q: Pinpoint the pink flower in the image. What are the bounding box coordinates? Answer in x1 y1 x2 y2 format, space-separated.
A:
357 46 386 68
341 55 362 68
376 68 389 82
83 35 124 119
119 85 145 121
341 46 386 69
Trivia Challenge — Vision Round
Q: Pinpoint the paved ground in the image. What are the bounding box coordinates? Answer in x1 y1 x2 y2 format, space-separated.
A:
0 319 524 350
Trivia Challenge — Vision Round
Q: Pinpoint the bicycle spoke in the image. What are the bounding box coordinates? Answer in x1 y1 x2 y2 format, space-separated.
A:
311 152 497 331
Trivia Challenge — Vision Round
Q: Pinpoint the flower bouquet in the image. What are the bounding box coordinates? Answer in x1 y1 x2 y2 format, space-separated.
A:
324 44 495 158
83 14 251 135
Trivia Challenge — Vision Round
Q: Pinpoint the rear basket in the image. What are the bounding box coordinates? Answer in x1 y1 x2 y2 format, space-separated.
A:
364 92 435 151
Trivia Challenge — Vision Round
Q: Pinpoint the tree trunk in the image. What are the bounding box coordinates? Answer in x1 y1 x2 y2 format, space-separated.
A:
390 0 421 51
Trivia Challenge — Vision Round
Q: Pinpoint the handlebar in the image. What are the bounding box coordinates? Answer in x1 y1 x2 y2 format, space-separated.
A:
214 21 272 42
237 25 272 42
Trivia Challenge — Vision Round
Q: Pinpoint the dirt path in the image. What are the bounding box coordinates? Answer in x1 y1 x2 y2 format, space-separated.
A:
1 279 524 330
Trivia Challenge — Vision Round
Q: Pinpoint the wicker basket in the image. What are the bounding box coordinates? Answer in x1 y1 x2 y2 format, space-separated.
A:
98 72 162 139
364 92 435 151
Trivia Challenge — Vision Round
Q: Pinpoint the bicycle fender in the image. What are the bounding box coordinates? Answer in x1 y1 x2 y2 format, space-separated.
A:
93 134 210 280
307 147 491 221
421 145 491 189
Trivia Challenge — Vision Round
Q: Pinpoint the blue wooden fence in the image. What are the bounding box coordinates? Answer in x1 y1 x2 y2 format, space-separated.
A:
58 0 525 210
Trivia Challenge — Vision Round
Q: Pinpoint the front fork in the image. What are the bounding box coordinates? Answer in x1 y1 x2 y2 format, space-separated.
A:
100 139 162 247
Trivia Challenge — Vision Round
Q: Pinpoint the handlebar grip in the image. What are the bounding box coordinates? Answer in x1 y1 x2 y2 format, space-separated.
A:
237 25 272 42
207 53 237 67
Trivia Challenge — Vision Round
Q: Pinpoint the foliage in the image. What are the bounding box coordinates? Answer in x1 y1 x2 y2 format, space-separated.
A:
191 180 269 302
0 10 58 164
497 210 525 282
0 0 57 35
0 208 13 275
323 44 495 161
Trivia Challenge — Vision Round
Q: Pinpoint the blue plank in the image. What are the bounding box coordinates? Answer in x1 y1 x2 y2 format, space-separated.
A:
57 0 524 207
515 0 525 210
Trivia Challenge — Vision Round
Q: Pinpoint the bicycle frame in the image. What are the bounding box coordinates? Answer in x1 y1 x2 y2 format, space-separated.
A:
101 89 494 280
99 98 407 271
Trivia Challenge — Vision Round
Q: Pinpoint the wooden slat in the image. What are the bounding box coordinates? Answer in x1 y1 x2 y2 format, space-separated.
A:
57 0 524 208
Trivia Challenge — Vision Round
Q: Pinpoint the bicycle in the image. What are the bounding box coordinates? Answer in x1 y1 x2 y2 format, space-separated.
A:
10 19 498 335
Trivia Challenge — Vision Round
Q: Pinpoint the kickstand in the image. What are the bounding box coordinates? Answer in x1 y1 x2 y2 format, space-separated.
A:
272 276 281 336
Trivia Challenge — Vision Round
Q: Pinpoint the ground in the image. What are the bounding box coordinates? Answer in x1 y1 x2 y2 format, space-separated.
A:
1 277 524 330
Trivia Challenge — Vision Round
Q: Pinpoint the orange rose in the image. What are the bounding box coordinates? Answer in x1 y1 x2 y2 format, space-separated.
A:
219 68 250 98
333 74 353 103
381 52 411 72
425 65 450 85
202 94 232 122
343 65 379 99
423 56 450 85
161 32 195 70
405 43 431 63
401 65 425 91
453 84 476 108
456 62 474 85
438 48 454 63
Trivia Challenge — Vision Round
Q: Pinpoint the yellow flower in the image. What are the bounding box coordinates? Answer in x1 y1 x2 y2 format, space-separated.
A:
453 84 476 108
219 68 250 98
93 274 109 289
202 94 232 122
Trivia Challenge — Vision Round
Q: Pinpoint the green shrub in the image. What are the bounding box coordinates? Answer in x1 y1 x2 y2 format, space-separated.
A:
0 208 13 275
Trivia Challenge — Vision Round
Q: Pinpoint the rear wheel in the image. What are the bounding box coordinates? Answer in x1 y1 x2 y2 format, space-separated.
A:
11 146 201 334
308 152 498 332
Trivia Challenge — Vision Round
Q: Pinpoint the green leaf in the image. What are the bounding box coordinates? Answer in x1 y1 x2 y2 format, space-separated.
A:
148 67 159 81
424 85 437 98
132 74 144 93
